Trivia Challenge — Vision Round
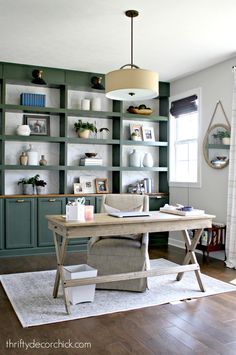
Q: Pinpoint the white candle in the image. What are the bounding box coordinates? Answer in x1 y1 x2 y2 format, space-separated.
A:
81 99 90 110
91 98 102 111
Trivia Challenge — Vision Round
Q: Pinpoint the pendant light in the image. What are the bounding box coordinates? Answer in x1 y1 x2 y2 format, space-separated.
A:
105 10 159 101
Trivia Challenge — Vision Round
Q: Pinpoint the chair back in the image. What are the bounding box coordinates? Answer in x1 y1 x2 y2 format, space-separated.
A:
100 194 149 213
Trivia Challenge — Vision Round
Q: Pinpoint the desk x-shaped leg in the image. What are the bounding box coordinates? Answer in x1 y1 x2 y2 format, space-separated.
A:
176 229 205 292
52 232 71 314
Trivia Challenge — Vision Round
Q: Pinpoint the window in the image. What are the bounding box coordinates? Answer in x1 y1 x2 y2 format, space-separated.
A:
169 89 201 187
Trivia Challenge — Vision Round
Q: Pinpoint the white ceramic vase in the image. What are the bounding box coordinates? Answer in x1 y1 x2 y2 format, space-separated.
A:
91 98 102 111
27 144 39 165
129 149 141 167
16 125 31 136
143 153 154 167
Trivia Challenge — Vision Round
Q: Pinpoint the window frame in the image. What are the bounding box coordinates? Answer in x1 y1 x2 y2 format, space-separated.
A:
169 88 202 188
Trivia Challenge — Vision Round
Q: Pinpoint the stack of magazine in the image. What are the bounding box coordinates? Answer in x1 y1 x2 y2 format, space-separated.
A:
80 157 103 166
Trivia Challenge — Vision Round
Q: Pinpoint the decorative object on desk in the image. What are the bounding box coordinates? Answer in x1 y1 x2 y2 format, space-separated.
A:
74 120 97 139
95 178 109 193
91 97 102 111
99 127 110 140
81 99 90 110
39 155 47 166
16 124 31 136
105 10 159 101
23 115 50 136
130 124 142 141
79 175 96 193
17 174 40 195
127 104 153 115
66 198 85 221
35 178 47 195
142 126 155 142
73 183 83 194
91 76 105 90
20 93 46 107
31 69 47 85
19 151 28 166
143 152 154 167
129 149 141 167
26 144 38 166
85 205 94 221
203 100 231 169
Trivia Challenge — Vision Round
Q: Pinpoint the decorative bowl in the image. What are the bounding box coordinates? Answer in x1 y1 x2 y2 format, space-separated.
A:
85 153 97 158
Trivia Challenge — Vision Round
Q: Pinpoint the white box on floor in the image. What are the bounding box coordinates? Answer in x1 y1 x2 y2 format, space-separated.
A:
64 264 97 305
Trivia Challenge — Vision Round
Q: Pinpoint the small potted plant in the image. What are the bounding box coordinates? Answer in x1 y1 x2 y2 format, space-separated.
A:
131 132 139 141
74 120 97 139
214 130 230 145
17 174 40 195
35 178 47 194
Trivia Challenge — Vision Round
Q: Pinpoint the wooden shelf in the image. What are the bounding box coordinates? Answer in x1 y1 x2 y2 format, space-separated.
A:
122 140 168 147
4 165 65 170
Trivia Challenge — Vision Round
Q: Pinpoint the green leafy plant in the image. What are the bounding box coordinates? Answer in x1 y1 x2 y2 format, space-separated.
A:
131 132 138 137
74 120 97 133
214 130 230 139
17 174 44 186
35 179 47 187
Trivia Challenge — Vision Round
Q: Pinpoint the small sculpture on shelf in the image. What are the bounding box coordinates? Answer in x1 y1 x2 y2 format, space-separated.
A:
19 151 28 166
39 155 47 166
90 76 104 90
74 120 97 139
99 127 110 139
31 69 47 85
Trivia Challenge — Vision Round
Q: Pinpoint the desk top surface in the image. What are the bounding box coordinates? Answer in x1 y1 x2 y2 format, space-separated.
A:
47 211 215 228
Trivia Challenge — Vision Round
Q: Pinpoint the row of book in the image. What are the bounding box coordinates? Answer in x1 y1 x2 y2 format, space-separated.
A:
20 93 46 107
80 157 103 166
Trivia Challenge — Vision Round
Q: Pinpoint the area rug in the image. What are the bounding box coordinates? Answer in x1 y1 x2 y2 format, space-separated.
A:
1 259 236 328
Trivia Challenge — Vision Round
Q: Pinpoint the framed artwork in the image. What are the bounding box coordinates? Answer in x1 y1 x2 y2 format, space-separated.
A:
142 126 155 142
130 124 143 141
79 175 96 193
73 183 83 194
95 178 109 194
23 115 50 136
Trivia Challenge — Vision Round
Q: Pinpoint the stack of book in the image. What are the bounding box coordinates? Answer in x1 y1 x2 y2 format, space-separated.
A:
80 157 103 166
20 93 46 107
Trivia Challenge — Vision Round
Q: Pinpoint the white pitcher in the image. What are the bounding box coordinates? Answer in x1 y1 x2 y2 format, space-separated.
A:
129 149 141 167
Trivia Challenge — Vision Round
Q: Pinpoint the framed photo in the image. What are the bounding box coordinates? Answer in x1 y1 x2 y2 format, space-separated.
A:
95 178 109 194
142 126 155 142
23 115 50 136
73 183 83 194
130 124 143 141
79 175 96 193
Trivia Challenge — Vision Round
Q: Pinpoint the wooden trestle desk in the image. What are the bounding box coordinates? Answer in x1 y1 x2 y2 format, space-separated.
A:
47 212 215 314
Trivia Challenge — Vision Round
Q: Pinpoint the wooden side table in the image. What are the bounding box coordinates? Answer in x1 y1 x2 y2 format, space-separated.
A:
193 223 226 262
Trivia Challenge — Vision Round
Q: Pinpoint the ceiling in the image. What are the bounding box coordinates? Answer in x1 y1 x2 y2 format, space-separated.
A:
0 0 235 82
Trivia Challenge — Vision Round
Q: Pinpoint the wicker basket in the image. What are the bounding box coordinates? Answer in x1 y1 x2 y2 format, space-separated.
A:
127 108 153 115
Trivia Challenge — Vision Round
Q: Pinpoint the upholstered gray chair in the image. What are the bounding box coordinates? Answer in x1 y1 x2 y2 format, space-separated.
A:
87 194 150 292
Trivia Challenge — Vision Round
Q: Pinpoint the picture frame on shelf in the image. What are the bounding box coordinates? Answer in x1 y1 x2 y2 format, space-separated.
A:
130 124 143 141
73 183 83 194
79 175 96 193
23 114 50 136
142 126 155 142
95 178 109 194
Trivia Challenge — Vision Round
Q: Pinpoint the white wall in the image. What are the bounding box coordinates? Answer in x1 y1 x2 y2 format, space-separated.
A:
169 57 235 248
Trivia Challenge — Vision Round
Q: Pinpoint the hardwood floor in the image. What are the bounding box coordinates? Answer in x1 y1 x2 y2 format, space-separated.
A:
0 246 236 355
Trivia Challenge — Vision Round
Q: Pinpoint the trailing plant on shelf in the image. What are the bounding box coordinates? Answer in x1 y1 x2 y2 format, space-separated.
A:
74 120 97 139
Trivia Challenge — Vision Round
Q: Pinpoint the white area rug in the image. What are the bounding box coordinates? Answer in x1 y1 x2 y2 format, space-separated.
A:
1 259 235 328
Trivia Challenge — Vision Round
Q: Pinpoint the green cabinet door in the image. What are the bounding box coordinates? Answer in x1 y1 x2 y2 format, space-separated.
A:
38 197 66 247
5 198 36 249
0 199 3 249
149 196 169 247
67 196 95 248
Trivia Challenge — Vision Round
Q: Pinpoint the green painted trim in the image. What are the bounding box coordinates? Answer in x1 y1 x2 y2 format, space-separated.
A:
67 138 120 145
67 166 120 171
121 167 168 172
4 135 65 143
3 104 65 114
67 109 120 118
207 144 230 149
122 113 168 122
4 165 65 170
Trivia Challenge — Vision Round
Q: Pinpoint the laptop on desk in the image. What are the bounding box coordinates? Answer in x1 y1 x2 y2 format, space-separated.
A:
108 211 151 218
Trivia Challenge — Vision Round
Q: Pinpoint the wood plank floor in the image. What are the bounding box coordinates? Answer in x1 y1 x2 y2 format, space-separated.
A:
0 246 236 355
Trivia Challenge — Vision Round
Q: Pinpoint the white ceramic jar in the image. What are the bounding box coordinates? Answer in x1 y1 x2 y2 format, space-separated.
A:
27 144 38 165
81 99 90 110
16 125 31 136
129 149 141 167
91 98 102 111
143 153 154 167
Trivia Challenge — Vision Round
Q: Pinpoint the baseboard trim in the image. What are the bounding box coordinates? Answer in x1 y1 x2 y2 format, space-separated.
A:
168 238 185 249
